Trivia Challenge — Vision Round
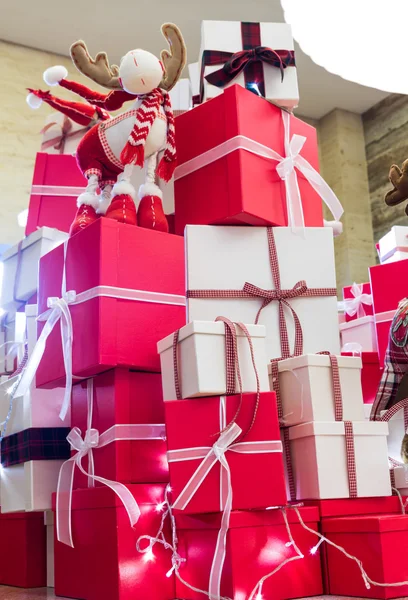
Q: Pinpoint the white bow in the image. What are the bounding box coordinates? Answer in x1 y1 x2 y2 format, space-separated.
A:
339 283 373 318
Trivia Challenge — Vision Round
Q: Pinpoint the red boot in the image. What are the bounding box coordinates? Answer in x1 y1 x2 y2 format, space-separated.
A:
138 184 168 232
105 180 137 226
69 204 99 237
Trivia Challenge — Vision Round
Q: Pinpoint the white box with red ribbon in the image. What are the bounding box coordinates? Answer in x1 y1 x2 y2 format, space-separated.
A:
158 320 270 401
198 20 299 107
169 78 192 116
378 226 408 264
41 113 89 155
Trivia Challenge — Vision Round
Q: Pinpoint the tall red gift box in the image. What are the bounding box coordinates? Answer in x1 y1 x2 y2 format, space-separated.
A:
72 369 168 486
174 85 323 234
52 484 174 600
342 351 383 404
322 514 408 599
165 392 287 514
175 507 323 600
36 218 186 388
0 510 46 587
26 153 85 236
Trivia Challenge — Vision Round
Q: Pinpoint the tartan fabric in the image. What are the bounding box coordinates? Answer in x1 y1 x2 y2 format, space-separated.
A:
379 397 408 422
282 427 296 501
1 427 71 467
344 421 358 498
187 228 337 359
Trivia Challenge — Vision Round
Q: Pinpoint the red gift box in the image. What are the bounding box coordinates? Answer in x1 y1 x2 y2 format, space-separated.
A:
72 369 168 486
175 507 323 600
343 282 373 322
165 392 287 514
52 484 174 600
0 510 46 587
36 218 186 388
26 153 85 236
322 514 408 598
174 85 324 234
303 496 404 519
342 351 383 404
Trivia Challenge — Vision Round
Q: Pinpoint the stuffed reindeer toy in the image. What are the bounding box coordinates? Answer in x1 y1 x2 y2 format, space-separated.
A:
27 23 186 236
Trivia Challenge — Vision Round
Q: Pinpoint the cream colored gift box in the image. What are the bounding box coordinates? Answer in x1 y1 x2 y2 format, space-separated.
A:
158 321 269 401
186 226 340 361
378 226 408 264
288 421 391 499
392 466 408 495
340 316 378 352
198 21 299 108
268 354 364 426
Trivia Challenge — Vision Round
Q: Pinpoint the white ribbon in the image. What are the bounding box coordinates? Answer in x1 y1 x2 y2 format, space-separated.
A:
31 185 86 197
173 110 344 232
341 342 363 355
339 283 373 319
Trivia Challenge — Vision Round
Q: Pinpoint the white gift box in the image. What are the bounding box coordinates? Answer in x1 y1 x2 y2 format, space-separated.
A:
392 465 408 495
289 421 391 499
199 21 299 108
188 63 200 101
0 311 26 373
169 78 192 115
0 227 68 313
378 226 408 264
41 113 88 155
0 460 65 513
44 511 54 587
364 403 373 420
268 354 364 426
186 226 340 360
158 321 269 401
381 409 406 463
340 316 378 353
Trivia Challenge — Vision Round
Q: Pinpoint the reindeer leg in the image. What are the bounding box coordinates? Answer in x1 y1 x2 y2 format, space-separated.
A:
105 165 137 226
97 184 113 215
137 153 169 233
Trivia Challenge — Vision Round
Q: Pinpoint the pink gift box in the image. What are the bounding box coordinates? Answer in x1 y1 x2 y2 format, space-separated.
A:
340 316 377 353
342 282 373 322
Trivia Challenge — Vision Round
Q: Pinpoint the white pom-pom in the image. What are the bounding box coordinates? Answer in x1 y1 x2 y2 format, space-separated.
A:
26 93 42 109
112 180 136 200
324 219 343 237
43 65 68 86
138 182 163 200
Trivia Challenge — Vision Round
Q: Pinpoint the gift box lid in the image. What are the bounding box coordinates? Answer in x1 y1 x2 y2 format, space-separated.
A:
175 506 319 530
158 320 266 353
0 509 45 522
51 484 168 512
1 227 68 261
25 304 37 318
321 514 408 534
342 351 380 365
269 353 362 373
289 420 388 441
339 316 375 331
304 496 404 518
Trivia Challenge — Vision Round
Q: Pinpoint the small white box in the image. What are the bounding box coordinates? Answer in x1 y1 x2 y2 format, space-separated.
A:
364 403 373 420
0 227 68 313
289 421 391 499
381 409 406 463
158 321 269 400
268 354 364 426
199 21 299 108
44 511 54 587
188 63 200 101
0 312 27 374
0 460 65 513
340 316 378 353
392 465 408 495
378 226 408 264
169 78 192 115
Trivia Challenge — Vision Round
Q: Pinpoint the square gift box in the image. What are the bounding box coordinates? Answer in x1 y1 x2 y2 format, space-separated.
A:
175 507 323 600
40 113 90 156
185 225 340 360
52 484 174 600
169 78 192 115
175 86 324 233
378 226 408 264
158 321 269 401
198 21 299 107
268 354 365 426
340 316 378 353
288 421 391 499
165 392 287 514
322 514 408 598
35 218 186 388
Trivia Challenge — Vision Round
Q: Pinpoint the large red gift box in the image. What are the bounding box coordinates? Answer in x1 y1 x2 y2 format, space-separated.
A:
174 85 323 234
343 282 373 322
342 351 383 404
36 218 186 388
175 507 323 600
0 510 46 587
72 369 168 486
322 514 408 598
165 392 287 514
52 484 174 600
304 496 404 519
26 153 85 236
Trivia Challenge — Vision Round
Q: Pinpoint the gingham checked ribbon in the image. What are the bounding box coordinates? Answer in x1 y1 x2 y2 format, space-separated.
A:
187 228 337 359
168 396 282 600
338 283 373 319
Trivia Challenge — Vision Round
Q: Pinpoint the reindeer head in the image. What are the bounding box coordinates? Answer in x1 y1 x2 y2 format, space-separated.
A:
70 23 186 95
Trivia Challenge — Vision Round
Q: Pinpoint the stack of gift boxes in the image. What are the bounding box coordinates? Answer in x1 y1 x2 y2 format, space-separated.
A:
3 17 408 600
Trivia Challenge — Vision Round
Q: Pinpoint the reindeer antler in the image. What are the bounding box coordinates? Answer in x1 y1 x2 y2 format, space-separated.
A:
70 40 122 90
385 159 408 211
159 23 187 91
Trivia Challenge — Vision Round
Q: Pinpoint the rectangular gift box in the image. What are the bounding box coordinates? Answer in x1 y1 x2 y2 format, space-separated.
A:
303 496 405 519
0 510 46 587
71 369 168 486
378 226 408 264
342 351 383 405
392 465 408 495
175 86 323 233
165 392 287 514
340 316 378 352
169 78 192 115
268 354 364 426
175 507 323 600
289 421 391 499
198 21 299 107
158 321 269 401
188 62 200 103
45 510 55 587
186 225 340 360
0 226 68 313
381 407 406 463
322 514 408 598
52 484 174 600
0 309 26 373
26 153 85 236
40 113 90 156
36 218 186 388
342 282 373 322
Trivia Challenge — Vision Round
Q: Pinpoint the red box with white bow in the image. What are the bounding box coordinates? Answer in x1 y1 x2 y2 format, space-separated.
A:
35 218 186 388
165 392 287 514
71 369 168 486
174 85 332 234
175 507 323 600
342 282 373 322
52 484 174 600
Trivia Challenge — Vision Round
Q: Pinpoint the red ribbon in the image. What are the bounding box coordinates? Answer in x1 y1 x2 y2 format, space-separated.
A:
40 116 89 154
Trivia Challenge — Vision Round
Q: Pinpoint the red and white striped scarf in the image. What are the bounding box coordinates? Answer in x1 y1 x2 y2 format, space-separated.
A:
120 88 176 182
